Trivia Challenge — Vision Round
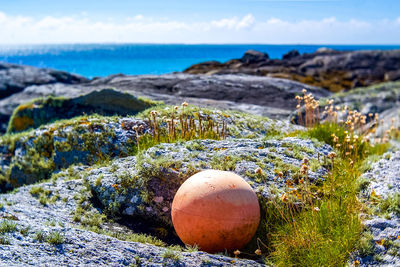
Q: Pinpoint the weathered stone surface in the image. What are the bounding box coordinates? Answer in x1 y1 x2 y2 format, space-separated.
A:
351 150 400 266
0 62 88 99
0 73 330 132
87 137 331 225
7 88 155 133
184 49 400 92
0 117 148 191
0 174 264 266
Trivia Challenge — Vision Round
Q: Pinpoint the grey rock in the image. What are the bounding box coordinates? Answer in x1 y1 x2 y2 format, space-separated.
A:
87 137 331 225
0 172 264 266
0 73 330 132
0 62 88 99
351 150 400 266
6 88 154 133
184 49 400 92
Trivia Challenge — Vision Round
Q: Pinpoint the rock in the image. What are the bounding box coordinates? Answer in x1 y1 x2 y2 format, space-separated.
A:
0 62 88 100
282 49 300 60
0 116 148 191
0 106 300 191
87 137 331 225
184 49 400 92
0 173 264 266
0 73 330 132
6 88 155 133
350 150 400 266
240 50 269 64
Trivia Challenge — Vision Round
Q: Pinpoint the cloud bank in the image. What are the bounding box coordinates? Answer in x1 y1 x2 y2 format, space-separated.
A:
0 11 399 44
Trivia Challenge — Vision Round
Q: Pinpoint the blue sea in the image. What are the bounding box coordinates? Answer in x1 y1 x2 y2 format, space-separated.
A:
0 44 399 78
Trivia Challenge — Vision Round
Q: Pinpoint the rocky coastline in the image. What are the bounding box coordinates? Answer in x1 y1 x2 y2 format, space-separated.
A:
0 49 400 266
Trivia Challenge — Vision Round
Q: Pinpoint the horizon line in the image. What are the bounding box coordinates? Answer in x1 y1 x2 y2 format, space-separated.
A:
1 42 400 46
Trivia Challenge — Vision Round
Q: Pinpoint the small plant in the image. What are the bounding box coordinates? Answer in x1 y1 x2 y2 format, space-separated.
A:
33 231 46 242
162 249 181 261
0 220 17 234
135 103 228 152
46 231 64 245
0 236 10 245
19 226 30 236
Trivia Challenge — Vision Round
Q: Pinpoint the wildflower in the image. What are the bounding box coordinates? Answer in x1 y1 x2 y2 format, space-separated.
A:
112 184 119 190
300 164 308 174
181 102 189 107
302 157 309 164
302 89 307 94
277 171 283 178
313 207 320 212
254 167 263 175
328 152 337 158
376 239 384 246
255 249 262 255
353 260 360 266
234 250 241 258
370 189 380 199
174 106 179 110
281 193 288 203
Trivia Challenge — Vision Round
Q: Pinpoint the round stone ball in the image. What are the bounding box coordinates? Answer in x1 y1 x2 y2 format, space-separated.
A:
171 170 260 253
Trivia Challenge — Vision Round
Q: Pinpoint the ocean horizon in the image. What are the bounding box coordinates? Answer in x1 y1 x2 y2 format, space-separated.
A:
1 44 400 78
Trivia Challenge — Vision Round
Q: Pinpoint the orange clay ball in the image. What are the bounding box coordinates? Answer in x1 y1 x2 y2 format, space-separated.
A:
171 170 260 253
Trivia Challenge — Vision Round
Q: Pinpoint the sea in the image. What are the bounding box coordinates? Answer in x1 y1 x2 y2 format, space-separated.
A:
0 44 399 79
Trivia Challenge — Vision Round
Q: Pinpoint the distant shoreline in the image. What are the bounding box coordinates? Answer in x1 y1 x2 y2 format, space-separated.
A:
1 44 400 78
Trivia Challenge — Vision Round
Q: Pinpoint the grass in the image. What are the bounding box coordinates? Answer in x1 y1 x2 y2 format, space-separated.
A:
162 249 182 261
252 90 395 266
46 231 64 245
377 194 400 217
0 220 17 234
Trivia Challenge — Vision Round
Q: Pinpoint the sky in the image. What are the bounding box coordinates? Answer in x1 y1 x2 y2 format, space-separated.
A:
0 0 399 44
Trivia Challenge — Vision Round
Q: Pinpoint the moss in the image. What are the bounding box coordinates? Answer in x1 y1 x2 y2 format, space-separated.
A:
162 250 182 261
10 115 34 133
357 231 375 257
29 186 53 206
210 154 241 171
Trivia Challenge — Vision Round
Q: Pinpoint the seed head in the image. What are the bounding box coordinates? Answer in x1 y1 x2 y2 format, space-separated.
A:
254 167 263 175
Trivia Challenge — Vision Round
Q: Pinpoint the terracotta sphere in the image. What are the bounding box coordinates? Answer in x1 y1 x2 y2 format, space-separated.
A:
171 170 260 253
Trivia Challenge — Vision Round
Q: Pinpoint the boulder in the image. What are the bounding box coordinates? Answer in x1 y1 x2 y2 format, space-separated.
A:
240 50 270 64
282 49 300 60
0 62 88 99
6 88 155 133
184 49 400 92
0 73 330 133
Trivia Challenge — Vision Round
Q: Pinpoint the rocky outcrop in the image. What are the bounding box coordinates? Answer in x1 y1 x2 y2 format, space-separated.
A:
0 173 264 266
0 62 88 99
184 49 400 92
0 106 299 191
87 137 331 225
351 150 400 266
6 89 155 133
0 73 330 132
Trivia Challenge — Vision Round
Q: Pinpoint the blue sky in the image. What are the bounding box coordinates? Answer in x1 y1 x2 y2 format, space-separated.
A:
0 0 399 44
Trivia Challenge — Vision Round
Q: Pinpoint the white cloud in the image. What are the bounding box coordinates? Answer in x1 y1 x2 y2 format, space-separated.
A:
0 12 398 44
